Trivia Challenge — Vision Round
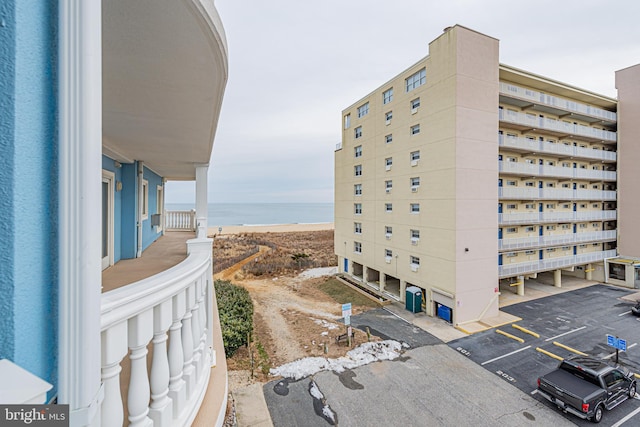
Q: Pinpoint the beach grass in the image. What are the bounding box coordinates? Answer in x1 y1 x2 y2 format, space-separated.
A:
319 278 381 308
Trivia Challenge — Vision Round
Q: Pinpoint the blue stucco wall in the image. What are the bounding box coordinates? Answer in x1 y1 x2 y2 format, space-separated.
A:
142 166 163 251
102 156 123 263
0 0 58 399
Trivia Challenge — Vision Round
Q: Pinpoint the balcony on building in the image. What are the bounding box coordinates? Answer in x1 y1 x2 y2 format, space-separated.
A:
498 134 617 163
499 249 617 278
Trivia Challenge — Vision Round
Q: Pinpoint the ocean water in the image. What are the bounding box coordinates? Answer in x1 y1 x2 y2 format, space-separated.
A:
165 202 334 226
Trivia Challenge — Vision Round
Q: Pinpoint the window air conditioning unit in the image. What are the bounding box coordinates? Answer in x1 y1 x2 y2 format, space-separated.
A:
411 264 419 272
411 186 418 192
386 188 391 193
386 120 391 125
411 238 419 246
385 165 392 171
411 108 418 115
385 234 391 240
411 160 419 167
385 257 392 264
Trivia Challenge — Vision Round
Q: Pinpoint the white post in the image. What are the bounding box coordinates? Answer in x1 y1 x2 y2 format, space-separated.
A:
127 310 153 427
182 285 196 397
168 292 186 417
58 1 103 425
100 322 128 427
195 164 209 238
149 300 173 426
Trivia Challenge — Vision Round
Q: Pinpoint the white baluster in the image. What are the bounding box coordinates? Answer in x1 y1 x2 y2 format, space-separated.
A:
149 300 173 426
101 322 128 427
128 310 153 427
198 276 208 365
191 280 203 379
168 292 186 418
182 286 196 397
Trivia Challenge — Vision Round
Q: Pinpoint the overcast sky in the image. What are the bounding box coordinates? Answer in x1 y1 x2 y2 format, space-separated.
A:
165 0 640 204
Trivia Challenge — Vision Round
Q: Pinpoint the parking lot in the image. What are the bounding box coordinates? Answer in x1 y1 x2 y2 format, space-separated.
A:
449 284 640 426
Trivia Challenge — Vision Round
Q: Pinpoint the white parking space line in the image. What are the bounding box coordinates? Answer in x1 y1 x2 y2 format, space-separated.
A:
481 345 532 366
530 389 538 395
619 310 632 317
544 326 587 342
611 405 640 427
603 343 637 359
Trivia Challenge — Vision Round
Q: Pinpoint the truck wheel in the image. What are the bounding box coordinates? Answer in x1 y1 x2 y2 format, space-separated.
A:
629 384 637 399
592 404 603 424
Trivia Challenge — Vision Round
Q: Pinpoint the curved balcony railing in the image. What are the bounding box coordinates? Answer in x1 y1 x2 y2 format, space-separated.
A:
499 161 616 181
499 110 616 142
499 210 617 225
499 187 617 201
499 135 617 162
101 239 222 427
498 249 617 278
499 82 617 122
498 230 616 251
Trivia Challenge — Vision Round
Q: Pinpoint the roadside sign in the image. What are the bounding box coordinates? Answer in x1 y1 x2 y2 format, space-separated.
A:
606 334 627 351
342 303 352 318
344 315 351 326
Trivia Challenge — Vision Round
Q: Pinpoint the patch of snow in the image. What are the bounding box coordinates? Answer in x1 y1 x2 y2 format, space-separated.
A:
297 266 338 279
312 318 339 330
270 340 404 380
322 404 336 423
309 381 324 400
321 331 328 336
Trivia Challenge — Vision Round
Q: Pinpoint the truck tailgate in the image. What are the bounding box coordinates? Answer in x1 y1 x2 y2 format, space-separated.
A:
540 368 601 410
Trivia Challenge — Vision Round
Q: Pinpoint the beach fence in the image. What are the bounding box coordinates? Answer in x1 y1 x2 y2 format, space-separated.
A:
164 209 197 231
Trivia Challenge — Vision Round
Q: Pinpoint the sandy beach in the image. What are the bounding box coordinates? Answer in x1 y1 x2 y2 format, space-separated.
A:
208 222 334 235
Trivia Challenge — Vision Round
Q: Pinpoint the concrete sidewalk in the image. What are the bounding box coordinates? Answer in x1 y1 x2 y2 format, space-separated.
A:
233 383 274 427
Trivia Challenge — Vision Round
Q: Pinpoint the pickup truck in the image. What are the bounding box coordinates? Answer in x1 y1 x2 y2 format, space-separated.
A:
537 356 636 423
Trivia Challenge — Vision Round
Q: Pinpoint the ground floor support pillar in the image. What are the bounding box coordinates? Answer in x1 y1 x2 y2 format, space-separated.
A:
586 263 593 281
516 275 524 296
400 280 407 303
380 274 386 294
363 266 368 284
554 269 562 288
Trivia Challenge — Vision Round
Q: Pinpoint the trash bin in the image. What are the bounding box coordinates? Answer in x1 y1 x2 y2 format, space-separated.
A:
405 286 422 313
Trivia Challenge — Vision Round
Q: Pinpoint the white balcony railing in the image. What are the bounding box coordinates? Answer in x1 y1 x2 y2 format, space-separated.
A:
165 210 197 231
499 187 617 201
498 230 616 250
499 161 616 181
498 249 617 278
499 110 617 142
499 82 617 122
100 239 218 427
499 135 617 162
499 210 617 225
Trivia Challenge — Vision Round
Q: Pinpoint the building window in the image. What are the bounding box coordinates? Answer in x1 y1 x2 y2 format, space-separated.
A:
411 98 421 110
354 242 362 253
506 227 517 233
354 165 362 176
579 184 587 189
546 248 556 253
354 184 362 196
385 249 393 258
410 151 421 161
561 224 571 230
579 223 587 229
411 229 420 240
354 203 362 215
354 126 362 139
354 222 362 234
357 102 369 118
385 157 393 169
525 250 536 255
546 225 555 231
383 88 393 105
592 203 599 208
562 204 570 209
580 204 587 209
410 124 420 135
506 204 517 210
410 203 420 213
385 134 393 144
506 156 517 162
546 182 555 188
524 226 535 232
385 226 393 237
546 203 555 209
344 114 351 129
410 256 420 266
525 203 535 209
410 177 420 189
385 180 393 191
525 181 535 187
385 203 393 212
385 111 393 122
506 180 517 186
406 68 426 92
562 183 570 188
141 179 149 220
506 252 517 258
354 145 362 158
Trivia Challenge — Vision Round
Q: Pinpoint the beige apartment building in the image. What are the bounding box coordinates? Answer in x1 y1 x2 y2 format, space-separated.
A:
334 25 640 327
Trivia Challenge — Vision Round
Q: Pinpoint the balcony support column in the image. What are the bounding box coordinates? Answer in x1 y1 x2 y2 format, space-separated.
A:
554 269 562 288
516 275 524 296
195 164 209 238
586 263 593 281
400 280 407 303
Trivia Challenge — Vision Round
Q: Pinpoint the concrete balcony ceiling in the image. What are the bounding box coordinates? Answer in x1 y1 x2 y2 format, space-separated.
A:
102 0 228 180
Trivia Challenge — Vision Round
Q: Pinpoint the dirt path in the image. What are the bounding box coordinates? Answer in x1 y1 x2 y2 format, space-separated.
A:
214 245 270 281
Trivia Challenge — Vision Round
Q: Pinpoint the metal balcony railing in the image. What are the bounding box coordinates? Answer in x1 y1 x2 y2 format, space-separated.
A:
499 161 616 181
499 135 617 162
498 210 617 225
499 187 617 201
498 230 616 250
498 249 617 278
499 110 616 142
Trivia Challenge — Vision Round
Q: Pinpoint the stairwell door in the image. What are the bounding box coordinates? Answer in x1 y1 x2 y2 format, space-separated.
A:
102 170 115 270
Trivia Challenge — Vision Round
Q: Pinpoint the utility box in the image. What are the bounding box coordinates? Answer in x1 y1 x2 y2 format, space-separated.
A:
405 286 422 313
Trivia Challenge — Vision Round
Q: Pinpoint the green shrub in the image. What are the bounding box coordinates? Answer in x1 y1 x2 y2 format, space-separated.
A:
215 280 254 357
